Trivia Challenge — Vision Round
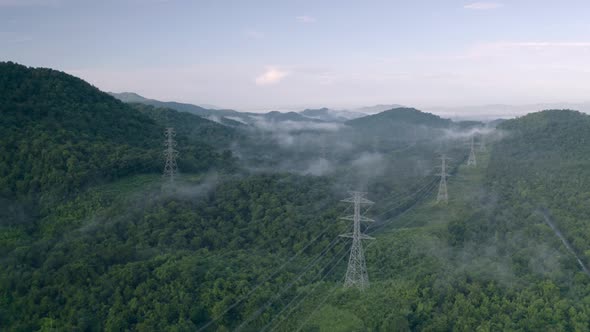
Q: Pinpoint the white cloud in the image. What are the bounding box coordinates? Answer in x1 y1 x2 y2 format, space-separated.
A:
255 67 289 86
463 2 503 10
67 38 590 111
296 15 316 23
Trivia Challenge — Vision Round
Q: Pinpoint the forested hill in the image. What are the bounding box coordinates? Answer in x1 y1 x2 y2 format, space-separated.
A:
6 62 590 331
130 103 240 150
344 107 481 145
487 109 590 271
109 91 243 121
346 107 452 128
0 62 159 146
0 62 226 203
497 109 590 157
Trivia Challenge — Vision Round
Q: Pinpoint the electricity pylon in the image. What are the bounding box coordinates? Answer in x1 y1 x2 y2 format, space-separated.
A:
437 155 450 204
340 191 375 291
163 127 179 183
467 136 477 167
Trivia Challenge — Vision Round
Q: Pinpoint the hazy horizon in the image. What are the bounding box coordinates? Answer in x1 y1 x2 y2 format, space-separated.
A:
2 0 590 113
108 90 590 120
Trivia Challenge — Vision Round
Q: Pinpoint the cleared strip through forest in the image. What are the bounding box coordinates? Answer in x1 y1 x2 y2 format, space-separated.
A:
538 209 590 277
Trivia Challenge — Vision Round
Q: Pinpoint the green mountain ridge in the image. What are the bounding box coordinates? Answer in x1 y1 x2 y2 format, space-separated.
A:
110 92 339 126
0 62 230 205
346 107 453 128
3 62 590 331
109 92 246 127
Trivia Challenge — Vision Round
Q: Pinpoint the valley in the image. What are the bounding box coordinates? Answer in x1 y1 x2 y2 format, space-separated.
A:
2 62 590 331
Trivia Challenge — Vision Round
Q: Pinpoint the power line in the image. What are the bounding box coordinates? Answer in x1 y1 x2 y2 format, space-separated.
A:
260 245 350 332
437 154 451 204
340 191 375 290
195 215 347 332
294 277 344 332
366 179 439 235
234 234 347 331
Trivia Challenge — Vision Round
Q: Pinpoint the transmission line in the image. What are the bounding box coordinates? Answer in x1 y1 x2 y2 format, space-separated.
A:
437 154 451 204
234 233 348 331
196 210 348 332
260 244 350 332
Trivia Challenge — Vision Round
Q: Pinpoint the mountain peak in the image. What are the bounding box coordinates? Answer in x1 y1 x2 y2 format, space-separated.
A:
347 107 451 128
300 107 364 122
501 109 589 131
353 104 406 114
108 91 148 103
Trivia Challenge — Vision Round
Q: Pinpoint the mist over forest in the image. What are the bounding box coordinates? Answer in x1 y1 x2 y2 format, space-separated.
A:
3 1 590 330
3 61 590 331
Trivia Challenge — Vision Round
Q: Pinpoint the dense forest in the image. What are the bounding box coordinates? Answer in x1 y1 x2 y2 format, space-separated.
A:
3 62 590 331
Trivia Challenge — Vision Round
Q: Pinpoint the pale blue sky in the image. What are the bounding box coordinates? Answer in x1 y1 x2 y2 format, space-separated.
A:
2 0 590 111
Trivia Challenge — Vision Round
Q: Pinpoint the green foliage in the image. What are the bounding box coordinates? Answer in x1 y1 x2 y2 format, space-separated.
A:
4 62 590 331
0 173 348 331
489 109 590 268
0 62 230 206
346 107 452 128
131 103 241 149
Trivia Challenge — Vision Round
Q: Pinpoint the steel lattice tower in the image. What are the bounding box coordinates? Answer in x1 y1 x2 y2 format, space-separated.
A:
340 191 375 291
437 155 450 203
163 127 179 183
467 136 477 167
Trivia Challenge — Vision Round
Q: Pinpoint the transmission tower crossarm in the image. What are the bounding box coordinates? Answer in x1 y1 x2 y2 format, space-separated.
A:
339 233 375 240
340 215 375 222
341 197 374 204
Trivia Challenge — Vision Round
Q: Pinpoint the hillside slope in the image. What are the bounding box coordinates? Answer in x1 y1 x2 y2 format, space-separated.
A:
0 62 161 200
346 107 452 128
130 103 240 150
279 134 590 331
488 109 590 268
109 91 245 127
0 62 224 208
4 63 590 331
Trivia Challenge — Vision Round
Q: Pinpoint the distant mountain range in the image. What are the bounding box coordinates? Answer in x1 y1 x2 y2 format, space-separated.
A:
352 104 406 114
110 92 225 112
425 103 590 121
109 92 590 124
108 92 246 126
300 107 365 122
109 92 366 126
109 92 495 132
346 107 457 132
